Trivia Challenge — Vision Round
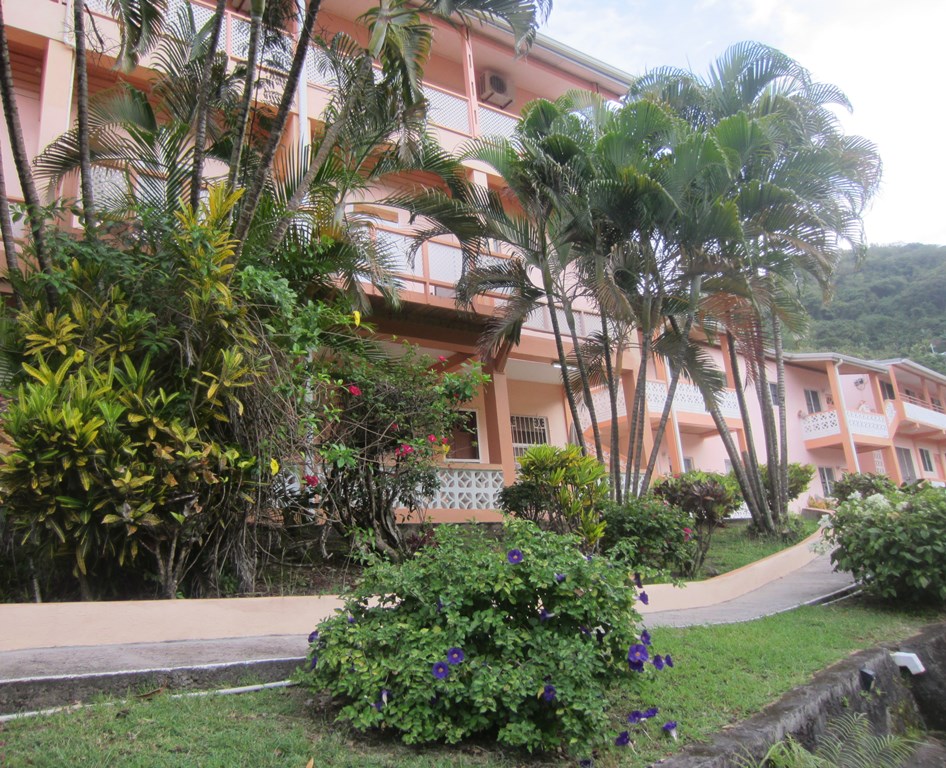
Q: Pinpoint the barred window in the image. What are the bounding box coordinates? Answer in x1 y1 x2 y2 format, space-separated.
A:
511 415 549 458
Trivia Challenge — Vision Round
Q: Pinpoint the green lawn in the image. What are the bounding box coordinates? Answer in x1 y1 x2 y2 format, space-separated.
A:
2 601 940 767
697 518 820 579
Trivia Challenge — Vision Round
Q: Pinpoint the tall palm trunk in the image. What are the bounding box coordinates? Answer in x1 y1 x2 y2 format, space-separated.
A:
189 0 227 211
722 331 774 531
599 308 622 501
541 264 586 453
752 343 784 525
227 0 265 190
562 296 603 461
233 0 322 257
0 148 22 308
625 322 650 496
73 0 96 232
772 313 790 520
0 3 55 307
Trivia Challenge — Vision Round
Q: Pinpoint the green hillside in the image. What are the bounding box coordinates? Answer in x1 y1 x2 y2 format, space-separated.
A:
794 243 946 374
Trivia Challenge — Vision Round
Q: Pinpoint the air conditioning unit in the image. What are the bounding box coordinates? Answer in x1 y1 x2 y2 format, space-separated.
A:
478 69 514 109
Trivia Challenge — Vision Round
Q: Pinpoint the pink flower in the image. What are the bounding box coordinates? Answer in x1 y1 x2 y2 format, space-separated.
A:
438 356 447 362
441 436 449 444
304 474 319 488
389 422 398 431
395 444 415 458
683 527 693 541
347 384 362 396
428 434 438 443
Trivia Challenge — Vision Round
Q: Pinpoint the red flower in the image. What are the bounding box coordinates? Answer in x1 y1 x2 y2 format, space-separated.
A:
441 436 449 444
438 355 447 362
683 527 693 541
389 422 398 431
347 384 362 396
428 434 438 443
304 474 319 488
395 444 415 458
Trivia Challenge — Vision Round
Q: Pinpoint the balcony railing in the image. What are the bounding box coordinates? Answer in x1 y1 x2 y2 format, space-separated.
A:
801 408 891 441
428 466 504 510
902 400 946 431
86 0 521 140
646 381 740 420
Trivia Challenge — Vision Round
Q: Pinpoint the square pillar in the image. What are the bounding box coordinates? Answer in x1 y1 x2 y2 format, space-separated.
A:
483 368 516 484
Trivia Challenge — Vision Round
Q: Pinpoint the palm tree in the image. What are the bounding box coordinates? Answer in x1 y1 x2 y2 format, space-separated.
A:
73 0 97 232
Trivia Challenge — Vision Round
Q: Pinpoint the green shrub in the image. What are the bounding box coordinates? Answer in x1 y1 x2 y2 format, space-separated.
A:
827 486 946 603
831 472 897 503
601 495 696 574
652 471 741 574
300 519 661 753
499 444 609 549
758 463 815 507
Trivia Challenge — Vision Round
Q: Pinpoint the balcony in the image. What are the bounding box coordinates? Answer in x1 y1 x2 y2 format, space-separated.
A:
84 0 521 144
646 381 741 420
800 408 890 443
897 395 946 432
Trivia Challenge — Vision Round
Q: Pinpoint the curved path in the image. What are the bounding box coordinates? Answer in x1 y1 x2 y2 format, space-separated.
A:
0 528 856 713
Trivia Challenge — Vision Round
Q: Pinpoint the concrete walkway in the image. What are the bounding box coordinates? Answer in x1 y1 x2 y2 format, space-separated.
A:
0 527 857 713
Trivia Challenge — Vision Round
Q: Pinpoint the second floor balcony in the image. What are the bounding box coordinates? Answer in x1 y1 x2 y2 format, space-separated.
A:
801 407 890 444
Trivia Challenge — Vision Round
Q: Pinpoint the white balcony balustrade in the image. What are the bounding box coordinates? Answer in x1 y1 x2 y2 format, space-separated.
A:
800 409 841 440
646 381 740 420
428 467 504 510
845 409 889 438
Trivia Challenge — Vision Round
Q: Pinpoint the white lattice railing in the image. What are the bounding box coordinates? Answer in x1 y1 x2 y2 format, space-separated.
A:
885 400 897 424
424 86 471 135
801 409 841 440
577 386 627 431
845 409 889 438
522 305 603 339
904 400 946 431
478 105 518 138
429 467 505 510
873 450 886 473
645 381 739 419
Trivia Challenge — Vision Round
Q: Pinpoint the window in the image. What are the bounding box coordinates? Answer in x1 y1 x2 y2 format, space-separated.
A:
920 448 934 473
684 457 695 472
768 382 781 406
804 389 823 414
818 467 836 496
511 415 549 458
449 411 480 461
896 447 917 482
880 381 896 401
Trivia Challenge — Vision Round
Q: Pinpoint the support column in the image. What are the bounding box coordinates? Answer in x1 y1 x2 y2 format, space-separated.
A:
37 40 76 160
828 362 860 474
483 367 516 484
460 27 480 137
882 445 903 484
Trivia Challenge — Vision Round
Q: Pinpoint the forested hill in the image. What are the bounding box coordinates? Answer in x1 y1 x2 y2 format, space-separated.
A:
794 243 946 375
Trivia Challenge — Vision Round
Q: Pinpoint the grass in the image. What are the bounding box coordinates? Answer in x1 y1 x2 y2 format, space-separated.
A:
697 518 820 579
2 600 940 767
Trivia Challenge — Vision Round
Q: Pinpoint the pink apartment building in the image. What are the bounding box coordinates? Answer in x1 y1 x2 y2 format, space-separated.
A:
2 0 944 520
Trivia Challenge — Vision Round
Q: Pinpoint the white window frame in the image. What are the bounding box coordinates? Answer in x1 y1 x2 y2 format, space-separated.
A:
683 456 695 472
768 381 781 406
818 466 836 496
880 381 896 401
511 415 549 458
896 447 917 482
804 389 823 414
919 447 934 473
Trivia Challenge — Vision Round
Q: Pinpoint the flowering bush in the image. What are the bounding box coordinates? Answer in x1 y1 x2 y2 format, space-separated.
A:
652 471 742 574
498 444 609 549
300 519 665 753
831 471 897 503
601 496 696 575
827 486 946 603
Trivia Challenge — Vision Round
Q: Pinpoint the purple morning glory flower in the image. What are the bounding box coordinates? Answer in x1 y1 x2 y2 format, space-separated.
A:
585 554 593 562
627 644 649 664
446 647 465 665
628 710 643 724
641 629 651 646
643 707 659 719
634 572 643 589
432 661 450 679
663 720 677 731
542 684 556 702
653 654 665 670
579 625 591 636
307 630 319 643
665 654 674 668
507 549 524 564
555 573 566 583
436 598 444 612
381 688 390 703
308 654 318 670
628 660 645 673
372 701 383 711
639 591 649 605
539 608 551 622
347 614 356 624
615 731 630 747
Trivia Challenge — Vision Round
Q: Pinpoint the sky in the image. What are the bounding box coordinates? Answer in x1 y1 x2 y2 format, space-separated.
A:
543 0 946 247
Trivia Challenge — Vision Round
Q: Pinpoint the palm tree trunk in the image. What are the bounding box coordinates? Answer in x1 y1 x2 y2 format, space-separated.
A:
189 0 227 211
0 148 22 308
562 296 603 462
541 267 586 454
599 308 622 502
753 347 784 526
773 313 790 521
73 0 96 232
724 331 774 532
233 0 322 257
0 2 55 307
227 0 265 191
625 325 649 496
